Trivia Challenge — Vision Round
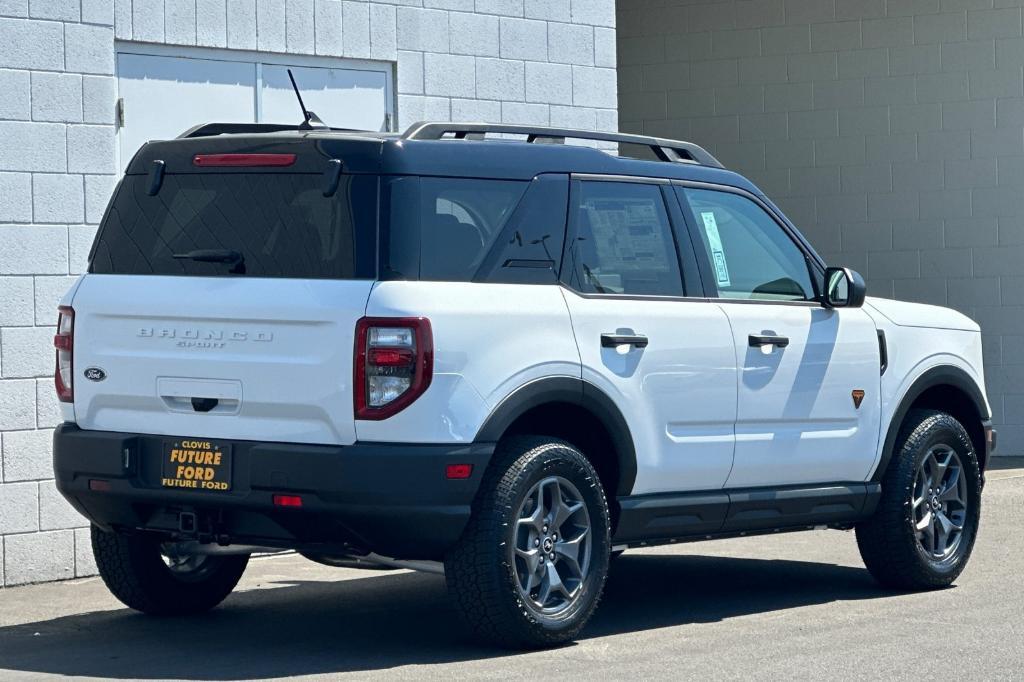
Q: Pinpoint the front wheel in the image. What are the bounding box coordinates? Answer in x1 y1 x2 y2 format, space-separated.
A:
445 437 611 649
856 410 982 590
92 525 249 615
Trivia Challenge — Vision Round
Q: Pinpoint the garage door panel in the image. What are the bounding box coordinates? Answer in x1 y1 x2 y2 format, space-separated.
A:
261 64 388 132
116 48 393 171
117 53 257 170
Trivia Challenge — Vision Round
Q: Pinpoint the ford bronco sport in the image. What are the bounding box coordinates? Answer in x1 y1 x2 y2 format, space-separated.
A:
53 121 995 648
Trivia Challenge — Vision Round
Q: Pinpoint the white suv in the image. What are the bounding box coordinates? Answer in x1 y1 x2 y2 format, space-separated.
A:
53 122 995 648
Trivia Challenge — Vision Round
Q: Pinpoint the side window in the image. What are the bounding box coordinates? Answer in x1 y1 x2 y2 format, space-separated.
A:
681 188 815 302
475 174 569 285
565 181 683 297
385 177 528 281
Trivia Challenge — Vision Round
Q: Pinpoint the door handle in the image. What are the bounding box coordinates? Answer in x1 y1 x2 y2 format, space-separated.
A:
601 334 649 349
748 334 789 348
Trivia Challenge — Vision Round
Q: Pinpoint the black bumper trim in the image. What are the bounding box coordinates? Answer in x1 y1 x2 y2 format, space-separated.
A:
53 423 494 560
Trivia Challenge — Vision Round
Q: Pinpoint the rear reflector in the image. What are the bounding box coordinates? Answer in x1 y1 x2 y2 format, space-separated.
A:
192 153 297 167
273 494 303 507
445 464 473 480
88 479 111 492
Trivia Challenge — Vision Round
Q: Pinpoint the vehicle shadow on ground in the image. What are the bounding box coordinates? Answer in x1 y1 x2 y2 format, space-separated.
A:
0 553 894 678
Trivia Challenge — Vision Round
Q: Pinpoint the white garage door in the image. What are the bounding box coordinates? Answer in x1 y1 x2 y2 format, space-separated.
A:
116 46 394 170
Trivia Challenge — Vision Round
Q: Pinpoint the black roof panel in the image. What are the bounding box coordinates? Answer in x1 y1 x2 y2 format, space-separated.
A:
124 124 758 195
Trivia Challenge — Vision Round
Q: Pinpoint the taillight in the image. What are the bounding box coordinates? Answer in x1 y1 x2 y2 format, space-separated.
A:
54 306 74 403
354 317 433 420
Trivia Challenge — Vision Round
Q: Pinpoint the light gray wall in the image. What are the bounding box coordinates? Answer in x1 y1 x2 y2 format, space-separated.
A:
0 0 617 587
618 0 1024 455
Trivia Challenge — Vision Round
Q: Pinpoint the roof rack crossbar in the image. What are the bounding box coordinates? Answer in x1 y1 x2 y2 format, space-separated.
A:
401 122 724 168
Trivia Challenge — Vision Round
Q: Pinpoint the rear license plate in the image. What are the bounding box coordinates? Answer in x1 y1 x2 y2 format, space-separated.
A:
161 439 232 492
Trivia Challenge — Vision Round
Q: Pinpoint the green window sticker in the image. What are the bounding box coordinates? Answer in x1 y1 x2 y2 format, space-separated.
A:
700 211 731 287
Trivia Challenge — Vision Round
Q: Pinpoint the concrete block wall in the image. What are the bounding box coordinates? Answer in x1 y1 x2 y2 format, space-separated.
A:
618 0 1024 455
0 0 617 586
1 0 117 587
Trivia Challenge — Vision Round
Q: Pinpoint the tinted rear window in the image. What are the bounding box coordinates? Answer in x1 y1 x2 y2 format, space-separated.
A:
90 173 377 279
385 177 528 281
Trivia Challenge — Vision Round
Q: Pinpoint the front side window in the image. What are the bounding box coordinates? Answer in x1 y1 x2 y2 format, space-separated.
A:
565 181 683 296
681 188 815 301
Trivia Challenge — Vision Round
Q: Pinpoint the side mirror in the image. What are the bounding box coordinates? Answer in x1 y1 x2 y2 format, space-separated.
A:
824 266 866 308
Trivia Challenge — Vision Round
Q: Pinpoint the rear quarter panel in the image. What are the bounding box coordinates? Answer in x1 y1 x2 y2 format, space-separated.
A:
358 281 580 443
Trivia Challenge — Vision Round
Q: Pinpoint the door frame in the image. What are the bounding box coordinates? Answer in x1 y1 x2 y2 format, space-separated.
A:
114 41 397 170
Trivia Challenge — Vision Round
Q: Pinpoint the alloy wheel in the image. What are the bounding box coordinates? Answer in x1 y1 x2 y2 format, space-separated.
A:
912 444 968 561
161 543 214 581
511 476 592 615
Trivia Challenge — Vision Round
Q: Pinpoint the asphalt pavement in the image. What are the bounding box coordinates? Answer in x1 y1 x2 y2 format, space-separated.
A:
1 460 1022 680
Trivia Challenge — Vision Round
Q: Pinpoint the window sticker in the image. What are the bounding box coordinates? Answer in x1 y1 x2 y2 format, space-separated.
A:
700 211 731 287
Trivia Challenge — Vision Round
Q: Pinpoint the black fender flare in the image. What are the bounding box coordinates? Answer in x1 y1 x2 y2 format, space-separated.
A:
872 364 989 483
474 376 638 497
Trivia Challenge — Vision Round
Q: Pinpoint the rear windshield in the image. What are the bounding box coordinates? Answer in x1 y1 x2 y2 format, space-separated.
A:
90 173 377 279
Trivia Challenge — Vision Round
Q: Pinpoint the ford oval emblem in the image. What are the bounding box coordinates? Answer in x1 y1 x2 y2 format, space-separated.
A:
84 367 107 382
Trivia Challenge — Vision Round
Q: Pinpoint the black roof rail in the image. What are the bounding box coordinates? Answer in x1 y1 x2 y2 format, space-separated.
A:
401 121 724 168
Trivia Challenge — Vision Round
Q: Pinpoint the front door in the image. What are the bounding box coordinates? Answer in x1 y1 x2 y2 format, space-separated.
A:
560 177 737 495
675 186 881 488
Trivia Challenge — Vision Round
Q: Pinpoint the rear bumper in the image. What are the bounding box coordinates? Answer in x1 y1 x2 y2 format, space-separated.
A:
53 423 493 560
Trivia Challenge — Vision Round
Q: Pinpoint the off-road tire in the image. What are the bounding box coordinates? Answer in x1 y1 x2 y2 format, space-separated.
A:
856 410 982 590
92 525 249 615
444 436 611 649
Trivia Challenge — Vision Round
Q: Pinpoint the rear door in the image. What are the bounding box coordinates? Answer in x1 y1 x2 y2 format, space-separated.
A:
71 166 379 446
560 177 737 495
674 185 881 487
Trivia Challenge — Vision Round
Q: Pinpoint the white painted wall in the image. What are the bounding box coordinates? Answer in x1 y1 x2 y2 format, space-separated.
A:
0 0 618 587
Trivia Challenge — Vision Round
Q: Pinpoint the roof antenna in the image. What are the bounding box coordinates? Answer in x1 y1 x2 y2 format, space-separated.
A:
287 68 326 131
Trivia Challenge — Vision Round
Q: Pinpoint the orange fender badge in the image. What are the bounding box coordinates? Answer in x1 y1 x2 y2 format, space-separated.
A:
852 389 865 409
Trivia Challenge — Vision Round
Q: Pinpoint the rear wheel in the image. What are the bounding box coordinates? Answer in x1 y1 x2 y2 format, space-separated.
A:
856 410 982 590
445 437 611 649
91 525 249 615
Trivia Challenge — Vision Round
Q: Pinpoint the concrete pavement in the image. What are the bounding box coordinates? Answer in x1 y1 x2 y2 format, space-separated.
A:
1 462 1022 680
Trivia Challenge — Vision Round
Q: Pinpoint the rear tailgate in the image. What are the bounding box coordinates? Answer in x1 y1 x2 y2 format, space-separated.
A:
71 275 371 445
70 139 380 445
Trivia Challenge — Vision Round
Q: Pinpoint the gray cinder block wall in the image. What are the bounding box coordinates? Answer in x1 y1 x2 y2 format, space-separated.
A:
618 0 1024 456
0 0 617 586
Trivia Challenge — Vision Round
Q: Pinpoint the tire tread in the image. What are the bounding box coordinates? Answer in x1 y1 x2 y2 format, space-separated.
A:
856 409 981 590
445 436 610 649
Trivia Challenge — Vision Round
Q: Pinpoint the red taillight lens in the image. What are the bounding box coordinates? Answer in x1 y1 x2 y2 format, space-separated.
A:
354 317 433 420
192 153 297 167
367 348 414 366
54 306 74 403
